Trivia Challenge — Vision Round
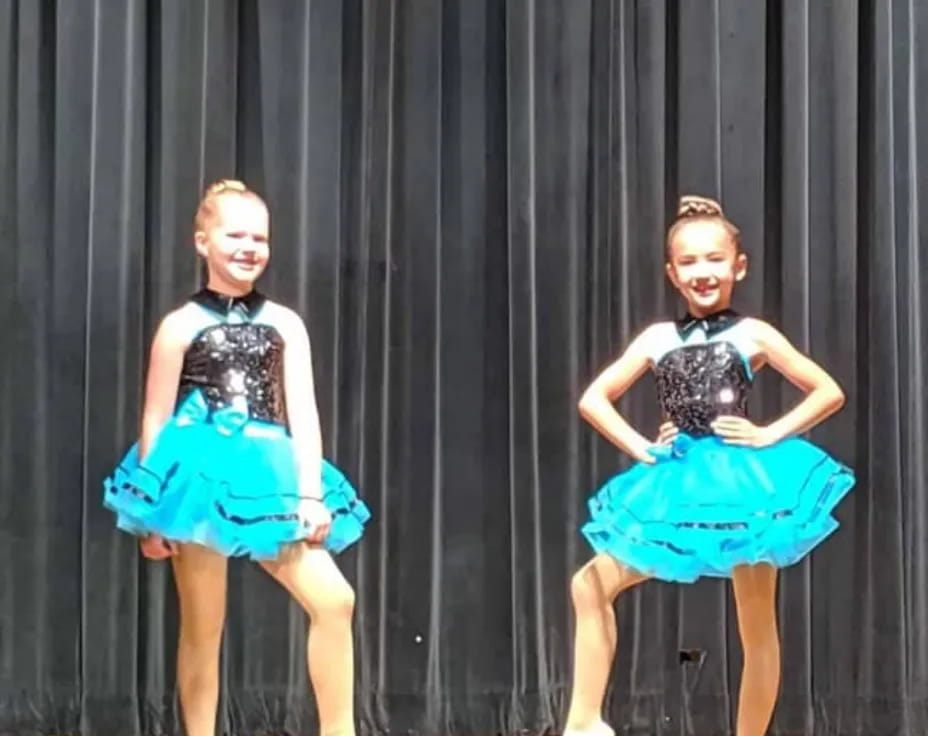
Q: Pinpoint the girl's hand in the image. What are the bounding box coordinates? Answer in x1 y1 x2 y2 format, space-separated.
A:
300 500 332 546
140 534 177 559
655 421 679 446
634 449 658 465
629 422 680 465
711 416 777 448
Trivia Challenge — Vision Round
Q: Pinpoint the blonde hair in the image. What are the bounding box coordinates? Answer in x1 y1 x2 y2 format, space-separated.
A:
194 179 266 233
666 195 741 254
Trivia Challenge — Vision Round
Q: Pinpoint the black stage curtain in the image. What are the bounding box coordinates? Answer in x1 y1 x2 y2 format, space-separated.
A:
1 1 926 734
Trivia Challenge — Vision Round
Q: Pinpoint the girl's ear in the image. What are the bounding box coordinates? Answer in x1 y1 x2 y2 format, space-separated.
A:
194 230 209 259
733 252 748 282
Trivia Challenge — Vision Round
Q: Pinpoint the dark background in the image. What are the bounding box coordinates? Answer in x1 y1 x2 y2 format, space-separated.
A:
1 1 926 734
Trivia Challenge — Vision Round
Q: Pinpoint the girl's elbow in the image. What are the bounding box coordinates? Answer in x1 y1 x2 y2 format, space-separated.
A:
577 390 604 420
577 392 593 418
827 383 846 412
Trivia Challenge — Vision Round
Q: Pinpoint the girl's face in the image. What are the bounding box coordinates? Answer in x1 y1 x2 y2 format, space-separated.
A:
665 220 746 316
195 195 270 293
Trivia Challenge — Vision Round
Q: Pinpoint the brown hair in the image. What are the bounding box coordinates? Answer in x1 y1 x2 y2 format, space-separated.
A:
666 195 741 255
194 179 266 233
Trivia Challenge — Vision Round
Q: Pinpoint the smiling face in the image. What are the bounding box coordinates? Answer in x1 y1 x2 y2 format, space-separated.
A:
665 218 746 316
194 193 269 295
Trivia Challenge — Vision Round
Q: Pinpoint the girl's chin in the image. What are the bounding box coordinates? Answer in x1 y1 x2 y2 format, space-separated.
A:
684 293 727 312
207 271 264 292
223 267 264 284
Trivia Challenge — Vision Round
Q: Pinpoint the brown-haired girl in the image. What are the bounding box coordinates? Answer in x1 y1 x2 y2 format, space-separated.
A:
565 196 854 736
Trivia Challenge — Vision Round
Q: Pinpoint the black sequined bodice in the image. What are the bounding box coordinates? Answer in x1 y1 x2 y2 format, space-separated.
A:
177 323 287 425
177 289 288 425
655 341 751 436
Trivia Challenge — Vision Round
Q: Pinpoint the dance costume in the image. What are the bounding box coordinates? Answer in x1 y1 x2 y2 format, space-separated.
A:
104 288 370 559
582 310 854 582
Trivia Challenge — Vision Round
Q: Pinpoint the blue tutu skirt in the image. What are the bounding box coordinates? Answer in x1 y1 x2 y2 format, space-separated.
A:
103 391 371 559
581 434 854 582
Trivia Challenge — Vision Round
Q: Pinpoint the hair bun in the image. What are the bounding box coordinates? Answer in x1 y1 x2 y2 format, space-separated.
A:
205 179 248 196
677 195 723 219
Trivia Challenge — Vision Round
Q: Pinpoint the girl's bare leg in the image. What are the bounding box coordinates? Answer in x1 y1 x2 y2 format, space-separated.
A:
171 543 228 736
261 544 357 736
732 563 780 736
565 554 648 734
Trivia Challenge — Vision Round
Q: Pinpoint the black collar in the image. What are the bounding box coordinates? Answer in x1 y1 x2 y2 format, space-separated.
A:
675 308 741 339
191 287 266 318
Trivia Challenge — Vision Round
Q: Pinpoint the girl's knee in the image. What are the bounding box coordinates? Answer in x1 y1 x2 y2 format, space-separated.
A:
570 557 640 610
179 611 225 647
177 596 226 646
312 579 356 621
738 615 779 652
571 566 612 611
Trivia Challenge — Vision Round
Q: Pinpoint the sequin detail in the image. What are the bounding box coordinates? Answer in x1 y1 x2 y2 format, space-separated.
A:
177 323 288 425
655 341 751 436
